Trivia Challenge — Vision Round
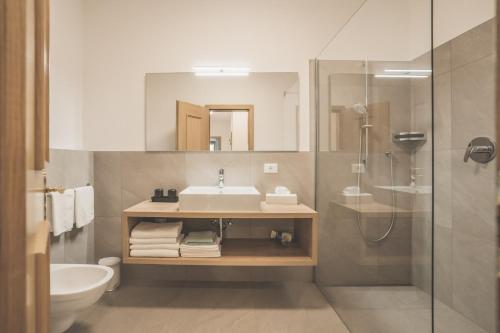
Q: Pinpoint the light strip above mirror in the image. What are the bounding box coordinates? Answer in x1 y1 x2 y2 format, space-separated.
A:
193 67 250 77
375 74 429 79
384 69 432 73
375 68 431 79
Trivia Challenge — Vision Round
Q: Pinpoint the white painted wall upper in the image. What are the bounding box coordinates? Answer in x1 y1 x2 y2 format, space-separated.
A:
433 0 495 47
318 0 495 61
80 0 366 151
49 0 84 149
49 0 495 150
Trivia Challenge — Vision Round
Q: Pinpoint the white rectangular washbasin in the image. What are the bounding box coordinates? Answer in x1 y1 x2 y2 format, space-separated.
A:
179 186 261 211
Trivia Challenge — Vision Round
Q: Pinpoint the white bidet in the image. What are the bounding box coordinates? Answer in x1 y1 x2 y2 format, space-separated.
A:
50 264 113 333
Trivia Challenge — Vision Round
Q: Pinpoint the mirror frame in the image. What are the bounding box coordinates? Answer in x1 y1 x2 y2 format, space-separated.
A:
206 104 255 151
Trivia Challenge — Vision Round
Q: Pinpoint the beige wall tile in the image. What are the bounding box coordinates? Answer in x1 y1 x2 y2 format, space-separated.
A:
450 19 495 70
434 72 452 151
451 234 496 332
95 217 122 260
250 152 314 207
185 152 251 186
451 55 496 150
48 149 95 264
121 152 186 207
434 42 451 75
94 152 122 217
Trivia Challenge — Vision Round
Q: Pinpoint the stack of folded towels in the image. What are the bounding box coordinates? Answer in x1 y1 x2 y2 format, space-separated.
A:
129 221 183 257
180 231 221 258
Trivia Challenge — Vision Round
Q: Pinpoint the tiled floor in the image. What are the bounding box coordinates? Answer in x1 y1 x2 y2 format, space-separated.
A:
320 286 488 333
67 281 349 333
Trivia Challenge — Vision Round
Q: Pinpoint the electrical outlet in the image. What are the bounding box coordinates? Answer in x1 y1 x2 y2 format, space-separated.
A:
264 163 278 174
351 163 365 174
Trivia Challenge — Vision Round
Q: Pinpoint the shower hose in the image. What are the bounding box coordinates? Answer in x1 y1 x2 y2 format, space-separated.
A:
354 131 396 243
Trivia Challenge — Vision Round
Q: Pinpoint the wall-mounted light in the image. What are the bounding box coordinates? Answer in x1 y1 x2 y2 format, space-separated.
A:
384 69 432 73
192 67 250 77
375 68 431 79
375 74 429 79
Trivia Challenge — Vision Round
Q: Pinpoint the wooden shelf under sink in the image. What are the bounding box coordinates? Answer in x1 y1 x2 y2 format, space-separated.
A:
122 201 318 267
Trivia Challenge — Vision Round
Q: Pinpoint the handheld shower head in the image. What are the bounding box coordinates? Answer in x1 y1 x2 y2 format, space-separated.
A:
351 103 367 115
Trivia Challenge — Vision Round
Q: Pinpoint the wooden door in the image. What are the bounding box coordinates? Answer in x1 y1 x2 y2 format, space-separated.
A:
176 100 209 151
0 0 51 332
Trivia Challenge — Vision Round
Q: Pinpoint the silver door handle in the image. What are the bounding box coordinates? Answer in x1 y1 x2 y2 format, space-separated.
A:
463 137 496 163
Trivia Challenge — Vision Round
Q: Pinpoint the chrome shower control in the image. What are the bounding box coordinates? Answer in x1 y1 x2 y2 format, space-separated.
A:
463 137 496 164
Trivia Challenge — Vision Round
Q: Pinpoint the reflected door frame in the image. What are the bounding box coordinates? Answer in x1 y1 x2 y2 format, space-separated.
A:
206 104 254 151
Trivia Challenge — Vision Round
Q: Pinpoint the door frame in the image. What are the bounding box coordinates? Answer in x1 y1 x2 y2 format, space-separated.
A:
205 104 255 151
0 1 28 332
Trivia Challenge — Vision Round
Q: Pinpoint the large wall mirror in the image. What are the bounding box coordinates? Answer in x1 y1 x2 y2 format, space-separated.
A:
145 72 299 151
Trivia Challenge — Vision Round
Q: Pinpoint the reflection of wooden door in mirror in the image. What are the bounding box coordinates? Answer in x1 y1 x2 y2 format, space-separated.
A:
176 101 209 151
206 105 254 151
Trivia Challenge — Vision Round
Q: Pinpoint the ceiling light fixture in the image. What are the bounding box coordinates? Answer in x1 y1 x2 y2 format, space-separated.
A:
384 69 432 73
192 67 250 77
375 74 429 79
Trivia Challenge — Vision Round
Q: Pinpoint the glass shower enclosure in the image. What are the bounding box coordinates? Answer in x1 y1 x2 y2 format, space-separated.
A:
314 1 497 332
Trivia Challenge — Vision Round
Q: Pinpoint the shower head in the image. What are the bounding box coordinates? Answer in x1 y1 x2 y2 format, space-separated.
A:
351 103 367 115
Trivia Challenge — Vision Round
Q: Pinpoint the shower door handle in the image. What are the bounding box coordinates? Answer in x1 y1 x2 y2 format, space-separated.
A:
463 137 496 163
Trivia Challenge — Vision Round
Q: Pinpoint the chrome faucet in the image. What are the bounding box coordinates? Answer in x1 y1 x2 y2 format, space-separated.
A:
218 168 224 188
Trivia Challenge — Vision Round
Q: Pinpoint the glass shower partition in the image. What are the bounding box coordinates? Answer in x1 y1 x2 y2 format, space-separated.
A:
314 1 498 333
314 1 434 332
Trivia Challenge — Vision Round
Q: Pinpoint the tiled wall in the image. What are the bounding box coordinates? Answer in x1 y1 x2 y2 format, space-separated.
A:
46 149 95 264
432 19 497 332
409 51 433 295
94 151 315 282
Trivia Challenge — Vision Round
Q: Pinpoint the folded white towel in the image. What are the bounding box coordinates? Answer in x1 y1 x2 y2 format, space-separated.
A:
180 251 221 258
47 189 75 236
180 244 221 251
130 244 180 250
180 237 221 257
129 235 182 245
180 237 221 250
130 249 179 258
131 221 182 239
130 235 184 250
75 186 94 228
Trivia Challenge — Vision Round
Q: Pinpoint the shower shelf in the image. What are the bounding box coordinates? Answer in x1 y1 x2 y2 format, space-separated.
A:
392 132 427 148
330 200 414 217
121 201 318 267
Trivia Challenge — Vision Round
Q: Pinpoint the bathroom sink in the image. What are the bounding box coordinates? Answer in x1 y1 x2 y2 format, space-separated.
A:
375 185 432 194
179 186 261 211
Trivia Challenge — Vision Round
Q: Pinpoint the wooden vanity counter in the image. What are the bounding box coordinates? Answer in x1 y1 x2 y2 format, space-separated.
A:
122 201 318 266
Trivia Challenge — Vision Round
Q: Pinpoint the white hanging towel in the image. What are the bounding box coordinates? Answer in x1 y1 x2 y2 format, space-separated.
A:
75 186 94 228
47 189 75 236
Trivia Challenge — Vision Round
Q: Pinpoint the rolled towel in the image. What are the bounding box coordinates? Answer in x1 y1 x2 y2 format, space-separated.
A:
131 221 182 239
75 186 94 228
130 249 179 258
129 236 182 245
